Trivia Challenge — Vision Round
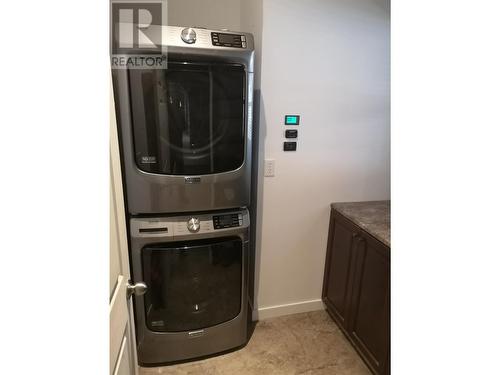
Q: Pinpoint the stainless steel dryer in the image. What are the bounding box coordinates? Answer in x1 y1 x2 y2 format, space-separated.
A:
130 208 250 365
113 26 255 214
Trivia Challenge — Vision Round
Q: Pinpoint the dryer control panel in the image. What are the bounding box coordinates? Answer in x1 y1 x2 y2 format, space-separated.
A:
211 32 247 48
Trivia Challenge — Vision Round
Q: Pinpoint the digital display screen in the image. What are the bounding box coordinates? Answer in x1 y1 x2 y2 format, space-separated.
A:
213 214 240 229
219 34 237 44
218 215 234 225
285 115 300 125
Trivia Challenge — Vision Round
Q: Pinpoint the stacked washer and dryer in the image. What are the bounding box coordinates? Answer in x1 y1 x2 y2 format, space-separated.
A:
113 26 256 365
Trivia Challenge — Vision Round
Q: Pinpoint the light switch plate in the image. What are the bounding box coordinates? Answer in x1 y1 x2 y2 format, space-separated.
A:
264 159 275 177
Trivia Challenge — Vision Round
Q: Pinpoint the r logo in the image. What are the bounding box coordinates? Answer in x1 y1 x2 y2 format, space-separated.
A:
111 1 164 54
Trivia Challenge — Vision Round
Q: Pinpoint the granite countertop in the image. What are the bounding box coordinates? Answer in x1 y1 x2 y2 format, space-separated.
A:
331 201 390 247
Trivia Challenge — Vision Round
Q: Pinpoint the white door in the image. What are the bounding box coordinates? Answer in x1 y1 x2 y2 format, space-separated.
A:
110 85 139 375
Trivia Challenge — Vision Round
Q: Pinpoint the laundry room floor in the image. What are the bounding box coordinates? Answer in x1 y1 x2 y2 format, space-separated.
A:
139 310 370 375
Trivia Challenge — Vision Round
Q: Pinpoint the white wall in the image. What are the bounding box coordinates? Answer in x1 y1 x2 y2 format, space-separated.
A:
167 0 241 31
255 0 390 318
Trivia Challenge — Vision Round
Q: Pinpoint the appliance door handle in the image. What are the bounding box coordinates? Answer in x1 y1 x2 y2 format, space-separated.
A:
127 281 148 298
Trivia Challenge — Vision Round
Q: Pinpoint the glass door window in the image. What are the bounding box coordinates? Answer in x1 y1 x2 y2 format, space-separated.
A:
141 237 242 332
129 63 246 176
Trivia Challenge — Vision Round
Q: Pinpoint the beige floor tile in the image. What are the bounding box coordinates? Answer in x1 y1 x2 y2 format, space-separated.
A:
139 310 370 375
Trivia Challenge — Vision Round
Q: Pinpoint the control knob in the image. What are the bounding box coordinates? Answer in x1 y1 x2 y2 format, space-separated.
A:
181 27 197 44
187 217 200 233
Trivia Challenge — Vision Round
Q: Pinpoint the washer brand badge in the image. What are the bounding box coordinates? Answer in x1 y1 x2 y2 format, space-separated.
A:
188 329 205 338
141 156 157 164
185 177 201 184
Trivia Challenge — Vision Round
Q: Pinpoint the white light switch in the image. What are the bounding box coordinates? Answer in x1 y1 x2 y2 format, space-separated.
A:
264 159 275 177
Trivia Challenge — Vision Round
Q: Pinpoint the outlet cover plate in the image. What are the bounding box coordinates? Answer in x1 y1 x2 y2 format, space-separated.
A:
264 159 275 177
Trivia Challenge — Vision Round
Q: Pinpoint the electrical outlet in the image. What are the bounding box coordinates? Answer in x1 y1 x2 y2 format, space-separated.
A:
264 159 275 177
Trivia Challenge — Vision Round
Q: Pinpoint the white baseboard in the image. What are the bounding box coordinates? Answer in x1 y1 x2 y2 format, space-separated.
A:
252 299 325 321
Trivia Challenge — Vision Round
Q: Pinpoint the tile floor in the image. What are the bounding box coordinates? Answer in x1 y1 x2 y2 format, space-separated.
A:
139 310 370 375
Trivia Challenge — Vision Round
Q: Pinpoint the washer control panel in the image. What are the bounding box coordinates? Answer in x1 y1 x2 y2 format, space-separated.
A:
211 32 247 48
131 209 249 239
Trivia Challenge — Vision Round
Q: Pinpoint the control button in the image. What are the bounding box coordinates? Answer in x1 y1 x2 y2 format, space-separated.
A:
241 35 246 42
284 142 297 151
187 217 200 232
285 129 298 138
174 222 188 235
181 28 197 44
200 222 211 232
242 42 247 48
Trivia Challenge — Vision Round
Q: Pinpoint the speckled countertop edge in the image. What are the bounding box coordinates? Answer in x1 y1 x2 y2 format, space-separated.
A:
331 201 390 247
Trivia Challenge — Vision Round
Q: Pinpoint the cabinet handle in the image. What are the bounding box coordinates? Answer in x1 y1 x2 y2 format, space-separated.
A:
352 233 365 241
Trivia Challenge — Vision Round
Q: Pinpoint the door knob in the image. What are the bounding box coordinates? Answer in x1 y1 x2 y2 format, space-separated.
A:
127 281 148 298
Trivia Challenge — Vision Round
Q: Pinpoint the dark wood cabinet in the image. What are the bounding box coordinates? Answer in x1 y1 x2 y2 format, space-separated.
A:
349 234 390 375
322 213 357 329
322 208 390 375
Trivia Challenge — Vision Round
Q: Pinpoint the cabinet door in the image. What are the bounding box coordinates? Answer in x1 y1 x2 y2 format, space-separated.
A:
349 236 390 375
322 213 357 328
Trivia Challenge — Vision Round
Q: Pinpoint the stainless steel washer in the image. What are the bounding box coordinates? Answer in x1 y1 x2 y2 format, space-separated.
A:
130 208 250 365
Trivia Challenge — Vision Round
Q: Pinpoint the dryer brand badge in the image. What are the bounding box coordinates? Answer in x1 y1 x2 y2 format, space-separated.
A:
185 177 201 184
